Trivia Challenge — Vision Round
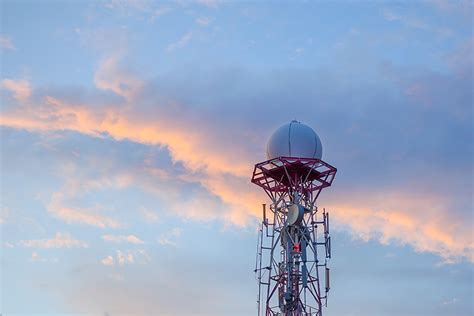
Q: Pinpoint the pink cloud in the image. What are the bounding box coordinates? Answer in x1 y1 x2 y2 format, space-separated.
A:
94 55 144 101
101 249 150 266
102 234 145 244
2 79 31 102
18 232 88 248
0 35 15 50
101 255 115 266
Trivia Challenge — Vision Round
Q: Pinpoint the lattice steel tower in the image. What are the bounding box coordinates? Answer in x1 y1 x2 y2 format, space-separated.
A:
252 121 337 316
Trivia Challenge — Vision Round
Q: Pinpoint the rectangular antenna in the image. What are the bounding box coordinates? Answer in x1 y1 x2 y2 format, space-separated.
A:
327 212 330 234
325 267 330 292
302 264 308 288
326 236 331 259
262 204 267 226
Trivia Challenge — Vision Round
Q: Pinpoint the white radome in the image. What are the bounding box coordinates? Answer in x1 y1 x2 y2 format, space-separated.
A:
266 120 323 160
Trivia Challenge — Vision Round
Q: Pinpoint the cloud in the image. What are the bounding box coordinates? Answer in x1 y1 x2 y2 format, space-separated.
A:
0 35 15 50
196 0 219 8
102 234 144 244
0 92 253 177
2 79 32 102
18 232 88 248
441 297 459 306
105 0 150 11
1 45 472 263
101 255 115 266
104 0 173 20
94 55 144 101
382 8 453 37
431 0 473 17
196 17 211 26
107 272 124 281
158 228 182 246
59 230 261 316
48 192 122 228
167 31 193 52
3 242 15 248
139 207 160 223
117 249 134 265
327 191 474 263
151 6 172 21
30 251 59 263
0 206 9 225
101 249 150 266
445 37 473 77
38 160 131 229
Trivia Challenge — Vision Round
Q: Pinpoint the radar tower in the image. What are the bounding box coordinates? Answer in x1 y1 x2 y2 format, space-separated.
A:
252 121 337 316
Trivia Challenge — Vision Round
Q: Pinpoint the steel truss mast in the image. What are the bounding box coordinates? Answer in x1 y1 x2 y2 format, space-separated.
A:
252 157 337 316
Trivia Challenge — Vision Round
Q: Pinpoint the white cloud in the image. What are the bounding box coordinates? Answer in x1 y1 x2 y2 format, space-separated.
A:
151 7 172 21
139 207 160 223
441 297 459 306
0 205 12 225
167 32 193 52
135 249 151 263
196 0 219 8
3 242 15 248
117 249 134 265
102 234 145 244
105 0 150 12
196 17 211 26
158 228 182 246
107 272 124 281
0 35 15 50
19 232 88 248
102 249 150 267
104 0 173 22
101 255 115 266
382 8 453 37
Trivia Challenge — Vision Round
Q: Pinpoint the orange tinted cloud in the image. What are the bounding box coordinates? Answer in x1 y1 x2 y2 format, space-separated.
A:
48 192 122 229
1 94 252 177
327 191 473 263
94 55 144 101
1 60 472 263
2 79 31 102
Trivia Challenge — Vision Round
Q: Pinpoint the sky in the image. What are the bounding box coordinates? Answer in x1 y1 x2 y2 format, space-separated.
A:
0 0 473 315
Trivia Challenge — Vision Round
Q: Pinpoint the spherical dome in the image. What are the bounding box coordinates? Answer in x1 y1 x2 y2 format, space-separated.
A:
266 120 323 160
